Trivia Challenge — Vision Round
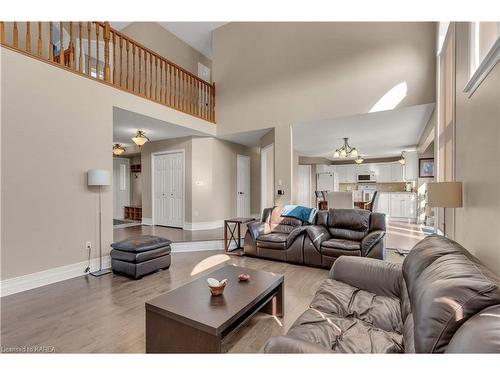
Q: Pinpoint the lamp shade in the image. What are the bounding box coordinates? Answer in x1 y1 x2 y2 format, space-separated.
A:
87 169 111 186
427 182 463 208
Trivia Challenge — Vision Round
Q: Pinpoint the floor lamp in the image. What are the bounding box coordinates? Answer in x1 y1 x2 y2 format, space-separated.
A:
427 182 463 237
87 169 111 277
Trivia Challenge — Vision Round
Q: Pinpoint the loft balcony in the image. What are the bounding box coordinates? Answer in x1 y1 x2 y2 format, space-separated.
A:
0 21 216 123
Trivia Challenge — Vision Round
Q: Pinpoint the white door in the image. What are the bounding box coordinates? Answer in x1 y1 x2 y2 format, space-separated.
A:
237 155 251 217
154 152 184 228
113 157 130 219
298 165 312 207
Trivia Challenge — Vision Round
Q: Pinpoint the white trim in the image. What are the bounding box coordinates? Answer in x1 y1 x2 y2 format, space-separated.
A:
151 149 185 228
0 256 111 297
261 143 274 212
183 220 224 231
0 239 246 296
141 217 153 225
463 34 500 97
171 239 244 252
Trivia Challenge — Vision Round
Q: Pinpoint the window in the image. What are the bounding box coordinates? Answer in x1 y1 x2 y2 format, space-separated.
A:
464 22 500 96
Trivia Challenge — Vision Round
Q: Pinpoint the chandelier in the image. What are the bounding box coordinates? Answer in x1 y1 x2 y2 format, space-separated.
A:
112 143 125 156
132 130 149 147
333 137 359 159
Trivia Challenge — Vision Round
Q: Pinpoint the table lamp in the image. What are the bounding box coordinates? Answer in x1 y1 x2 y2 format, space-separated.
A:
427 182 462 237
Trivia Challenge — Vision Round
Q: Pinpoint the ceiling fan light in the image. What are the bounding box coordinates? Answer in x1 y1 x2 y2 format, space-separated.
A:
132 130 149 146
113 143 125 156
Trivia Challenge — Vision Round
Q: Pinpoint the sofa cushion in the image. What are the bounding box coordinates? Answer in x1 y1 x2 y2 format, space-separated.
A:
268 206 302 234
403 235 500 353
110 245 171 263
321 238 361 251
286 308 403 353
310 279 402 333
257 232 288 249
111 235 171 252
327 209 370 241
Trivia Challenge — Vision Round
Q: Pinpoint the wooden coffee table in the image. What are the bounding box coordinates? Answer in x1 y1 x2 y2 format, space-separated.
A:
145 265 284 353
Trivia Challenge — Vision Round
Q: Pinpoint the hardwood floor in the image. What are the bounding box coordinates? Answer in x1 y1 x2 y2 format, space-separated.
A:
1 220 425 353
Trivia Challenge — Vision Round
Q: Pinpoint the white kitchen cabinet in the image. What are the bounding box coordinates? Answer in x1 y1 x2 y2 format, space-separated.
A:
316 164 331 174
377 163 392 182
390 163 404 182
404 151 418 181
376 192 391 215
389 192 417 219
336 165 357 183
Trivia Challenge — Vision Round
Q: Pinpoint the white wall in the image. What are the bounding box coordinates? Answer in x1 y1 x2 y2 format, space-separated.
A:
1 47 215 280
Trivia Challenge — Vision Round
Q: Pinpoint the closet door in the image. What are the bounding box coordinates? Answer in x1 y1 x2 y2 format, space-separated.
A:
154 152 184 228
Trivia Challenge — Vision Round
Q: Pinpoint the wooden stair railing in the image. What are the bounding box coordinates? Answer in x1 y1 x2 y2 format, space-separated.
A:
0 21 216 123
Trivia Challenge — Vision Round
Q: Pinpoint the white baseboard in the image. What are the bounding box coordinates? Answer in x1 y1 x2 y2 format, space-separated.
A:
0 239 246 297
172 239 244 252
142 217 153 225
0 256 111 298
183 220 224 231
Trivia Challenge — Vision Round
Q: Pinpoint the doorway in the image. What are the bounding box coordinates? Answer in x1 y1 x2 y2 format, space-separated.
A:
237 154 251 217
113 157 130 220
297 165 312 207
152 151 184 228
261 143 274 211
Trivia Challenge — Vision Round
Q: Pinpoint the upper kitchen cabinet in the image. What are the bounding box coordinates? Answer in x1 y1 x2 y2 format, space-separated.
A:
404 151 419 181
377 163 392 182
390 162 404 182
336 165 357 183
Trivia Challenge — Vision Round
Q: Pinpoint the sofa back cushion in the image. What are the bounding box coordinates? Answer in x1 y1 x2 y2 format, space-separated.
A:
327 208 370 241
268 206 302 234
403 235 500 353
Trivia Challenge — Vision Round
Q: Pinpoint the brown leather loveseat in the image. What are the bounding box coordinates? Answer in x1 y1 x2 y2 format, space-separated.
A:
264 235 500 353
244 207 386 268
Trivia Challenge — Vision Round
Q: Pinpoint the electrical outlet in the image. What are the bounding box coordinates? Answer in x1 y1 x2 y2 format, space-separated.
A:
85 241 92 250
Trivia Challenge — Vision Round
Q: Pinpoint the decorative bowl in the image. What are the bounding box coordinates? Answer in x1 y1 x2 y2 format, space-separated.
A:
238 273 251 281
209 284 226 296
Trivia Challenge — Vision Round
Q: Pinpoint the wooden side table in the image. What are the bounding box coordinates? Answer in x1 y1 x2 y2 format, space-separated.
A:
224 217 256 254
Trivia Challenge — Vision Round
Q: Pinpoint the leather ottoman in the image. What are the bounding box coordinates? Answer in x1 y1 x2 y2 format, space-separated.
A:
110 235 172 279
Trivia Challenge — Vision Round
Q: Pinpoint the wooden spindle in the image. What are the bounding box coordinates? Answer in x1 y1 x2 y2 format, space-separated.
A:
59 22 64 65
169 65 173 106
13 22 18 48
160 60 163 103
119 35 123 86
154 56 158 100
104 22 110 82
145 52 149 97
25 22 31 53
0 22 4 44
95 23 99 77
212 83 216 122
78 22 83 72
37 22 43 57
49 22 53 61
132 44 136 92
112 32 116 84
126 40 130 89
87 22 91 74
138 48 142 95
69 22 74 68
149 52 153 98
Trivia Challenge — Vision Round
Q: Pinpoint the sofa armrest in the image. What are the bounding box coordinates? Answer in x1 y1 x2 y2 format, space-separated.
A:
246 221 268 241
329 256 402 298
264 336 333 353
361 230 386 256
286 226 307 247
305 225 331 251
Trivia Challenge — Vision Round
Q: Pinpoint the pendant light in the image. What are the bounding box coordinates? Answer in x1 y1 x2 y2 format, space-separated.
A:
398 152 406 165
354 155 364 164
132 130 149 147
112 143 125 156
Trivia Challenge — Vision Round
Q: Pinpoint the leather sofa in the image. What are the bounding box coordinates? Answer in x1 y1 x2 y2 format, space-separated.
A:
244 207 386 268
264 235 500 353
244 207 306 264
303 208 385 268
